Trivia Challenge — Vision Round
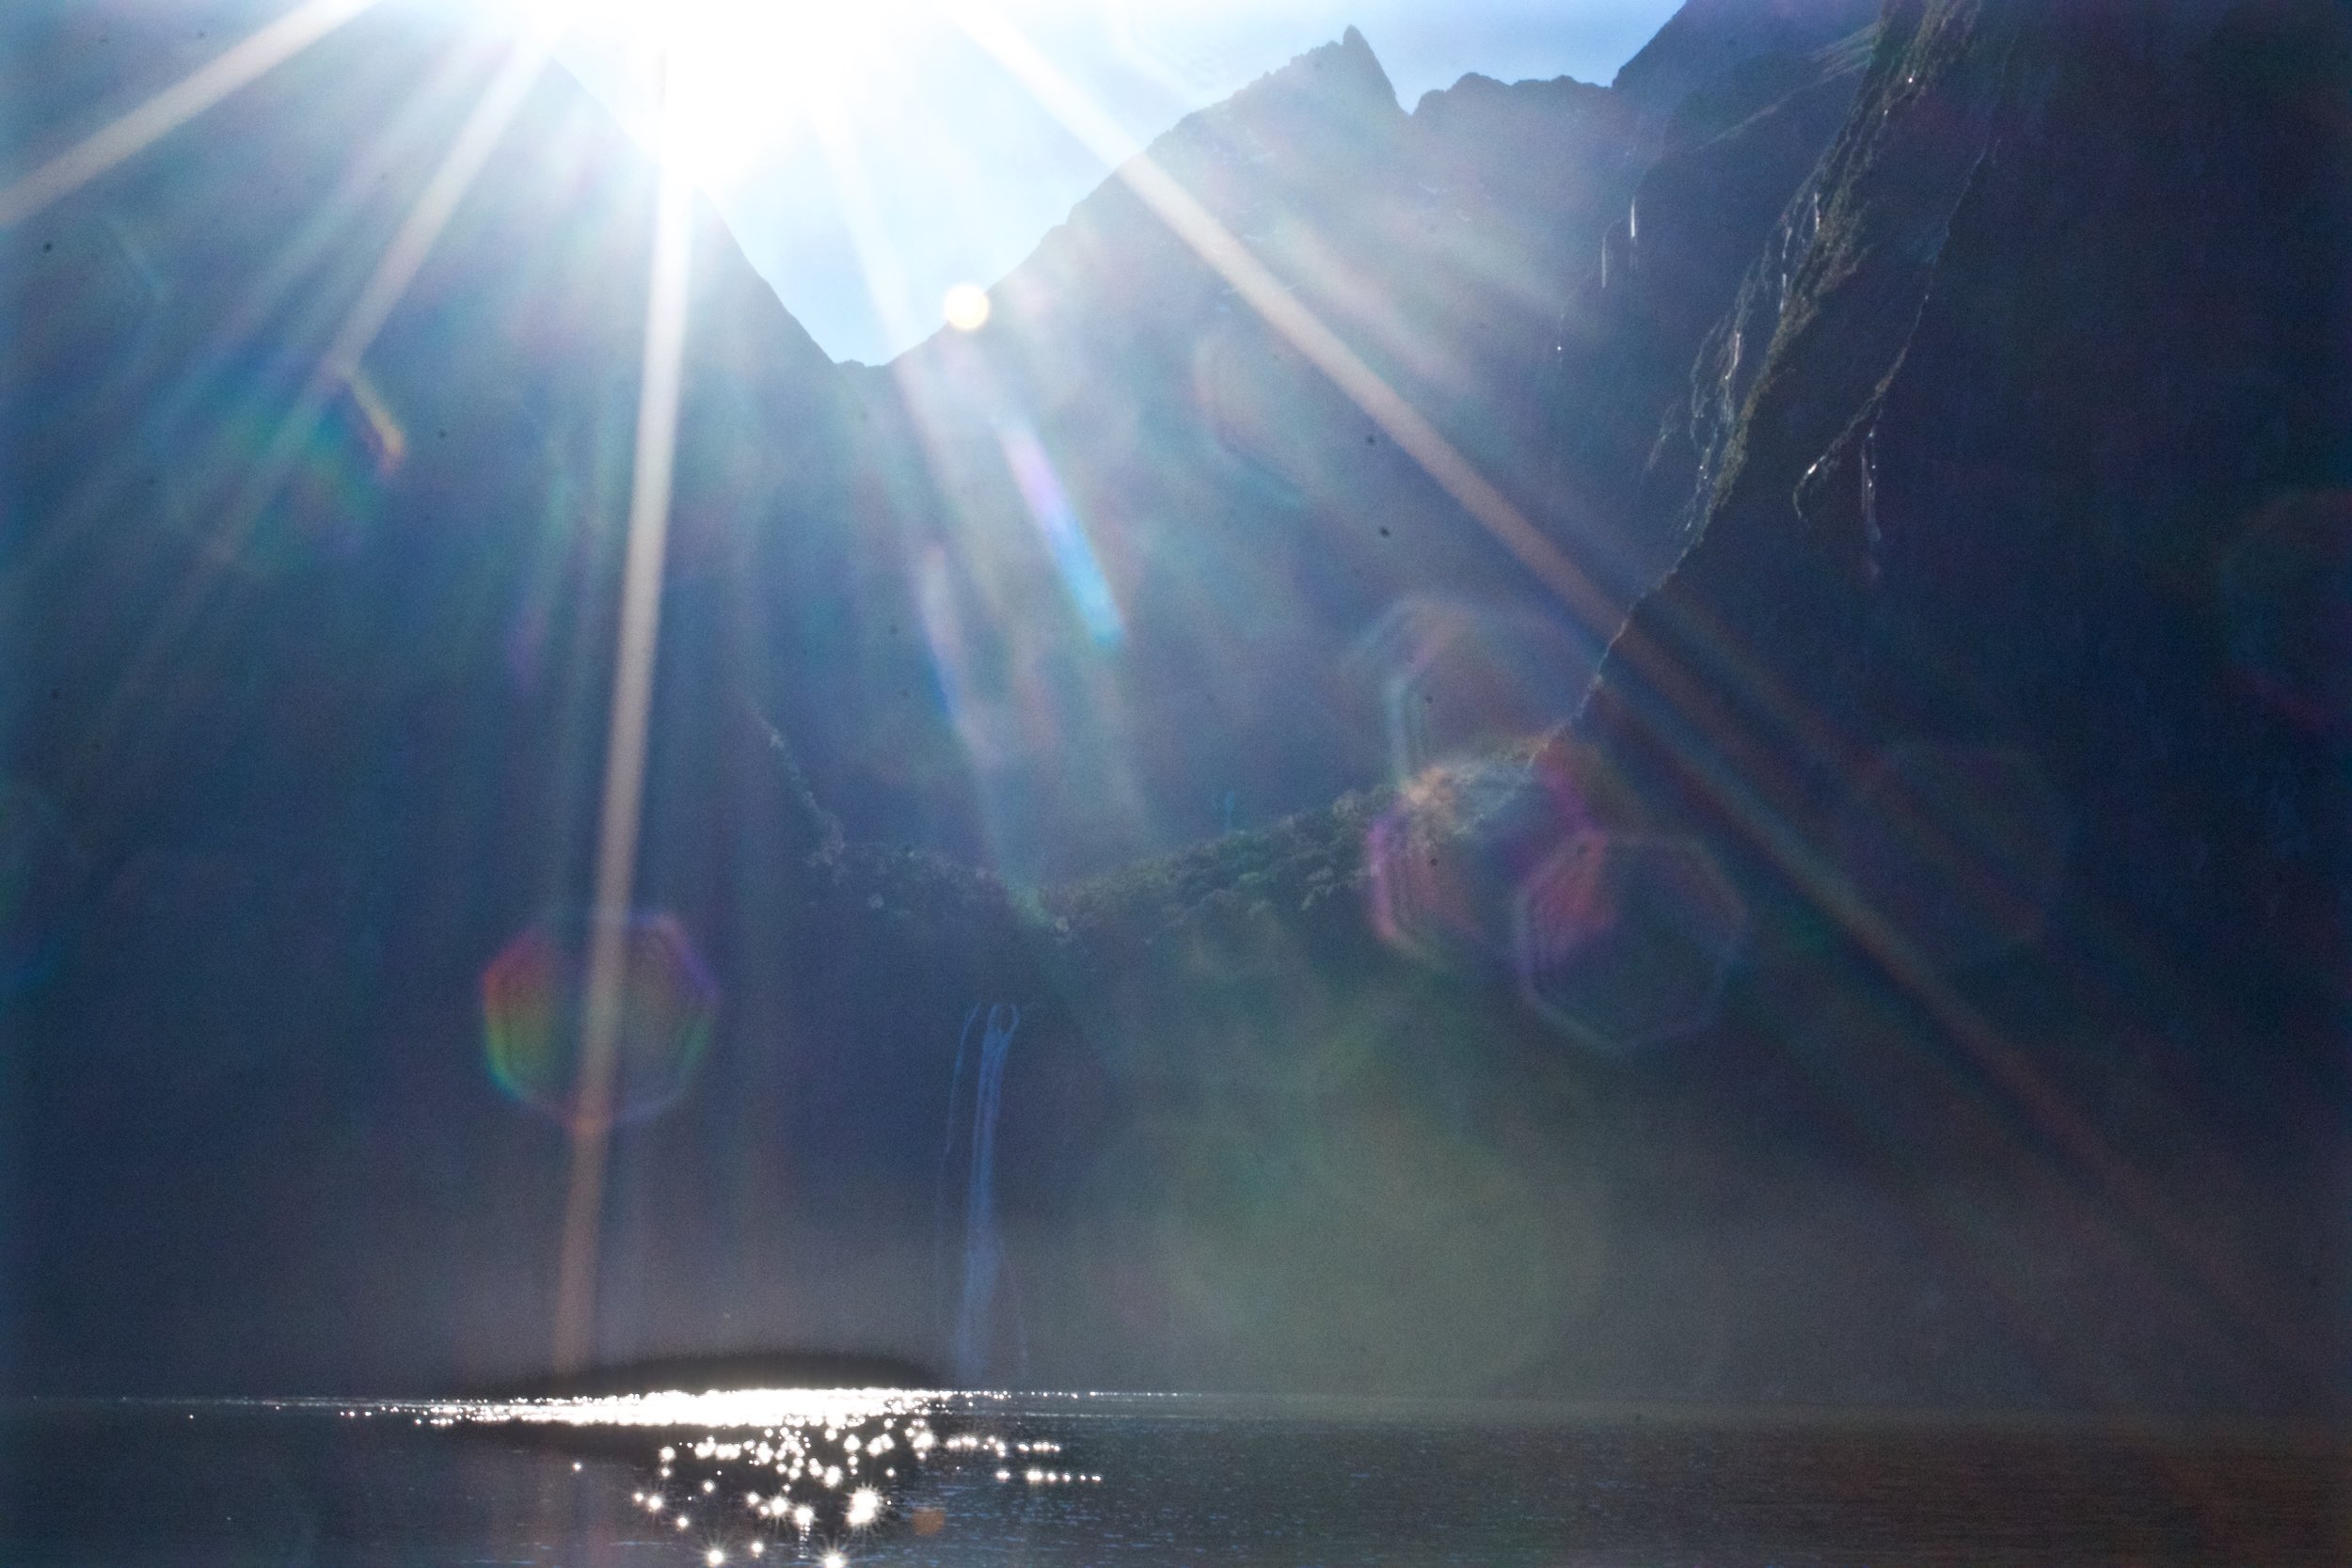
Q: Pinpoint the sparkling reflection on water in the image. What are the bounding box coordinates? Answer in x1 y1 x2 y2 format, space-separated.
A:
0 1392 2342 1566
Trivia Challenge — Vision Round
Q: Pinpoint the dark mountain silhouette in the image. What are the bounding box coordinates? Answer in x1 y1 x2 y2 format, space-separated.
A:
784 15 1878 879
1 0 2344 1418
1552 0 2352 1406
0 0 869 1394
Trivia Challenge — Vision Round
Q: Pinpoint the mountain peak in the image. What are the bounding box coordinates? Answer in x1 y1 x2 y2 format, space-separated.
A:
1256 24 1400 117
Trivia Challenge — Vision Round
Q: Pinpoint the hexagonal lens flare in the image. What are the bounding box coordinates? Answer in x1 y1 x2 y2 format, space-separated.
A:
483 910 718 1129
1366 755 1568 973
1512 833 1748 1055
1352 598 1597 785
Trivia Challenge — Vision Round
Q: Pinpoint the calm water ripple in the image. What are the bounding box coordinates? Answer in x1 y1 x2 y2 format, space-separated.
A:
1 1393 2341 1566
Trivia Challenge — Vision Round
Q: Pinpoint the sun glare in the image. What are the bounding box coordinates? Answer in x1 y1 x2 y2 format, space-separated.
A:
943 282 992 331
543 0 929 182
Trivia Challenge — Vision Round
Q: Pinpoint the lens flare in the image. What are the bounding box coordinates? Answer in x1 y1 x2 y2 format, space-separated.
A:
943 283 992 332
482 910 717 1128
997 423 1121 645
1512 833 1748 1054
1365 751 1590 974
1353 598 1598 784
160 355 405 574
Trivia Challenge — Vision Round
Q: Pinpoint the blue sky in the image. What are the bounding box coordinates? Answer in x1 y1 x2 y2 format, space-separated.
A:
560 1 1682 364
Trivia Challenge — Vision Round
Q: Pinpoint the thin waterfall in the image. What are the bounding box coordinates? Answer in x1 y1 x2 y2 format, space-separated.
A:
933 1004 982 1289
951 1002 1020 1388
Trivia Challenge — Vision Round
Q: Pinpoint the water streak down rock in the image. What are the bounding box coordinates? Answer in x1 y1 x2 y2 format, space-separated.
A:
950 1003 1022 1388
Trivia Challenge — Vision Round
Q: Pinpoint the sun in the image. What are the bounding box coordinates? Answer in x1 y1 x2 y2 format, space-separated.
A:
546 0 930 184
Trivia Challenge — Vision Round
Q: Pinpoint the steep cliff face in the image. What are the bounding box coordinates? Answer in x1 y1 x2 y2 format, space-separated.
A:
1574 23 1877 562
0 0 862 1392
0 0 854 916
1587 0 2352 990
817 33 1632 879
1564 0 2352 1404
1613 0 1883 121
0 0 1899 1401
12 0 2339 1412
809 17 1872 880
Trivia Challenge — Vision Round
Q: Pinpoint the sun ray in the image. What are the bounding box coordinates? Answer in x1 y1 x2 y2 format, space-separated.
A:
172 37 515 422
551 106 698 1374
943 1 1624 651
1562 508 2306 1365
11 0 2274 1397
7 33 506 629
0 0 389 230
936 2 2287 1364
78 25 564 781
312 33 564 389
807 101 924 352
995 421 1121 646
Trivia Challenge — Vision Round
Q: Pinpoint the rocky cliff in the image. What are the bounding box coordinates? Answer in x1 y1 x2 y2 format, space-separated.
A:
4 0 2341 1413
1561 0 2352 1406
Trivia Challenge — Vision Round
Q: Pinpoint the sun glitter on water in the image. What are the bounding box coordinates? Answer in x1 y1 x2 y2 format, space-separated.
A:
398 1390 1102 1565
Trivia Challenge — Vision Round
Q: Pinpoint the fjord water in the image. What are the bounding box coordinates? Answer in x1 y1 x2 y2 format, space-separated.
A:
2 1395 2341 1567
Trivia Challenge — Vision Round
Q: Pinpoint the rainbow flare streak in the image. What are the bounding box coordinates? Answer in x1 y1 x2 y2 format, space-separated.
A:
997 422 1122 647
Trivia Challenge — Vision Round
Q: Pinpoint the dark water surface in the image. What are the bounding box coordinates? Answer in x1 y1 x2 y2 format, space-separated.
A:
1 1394 2342 1566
